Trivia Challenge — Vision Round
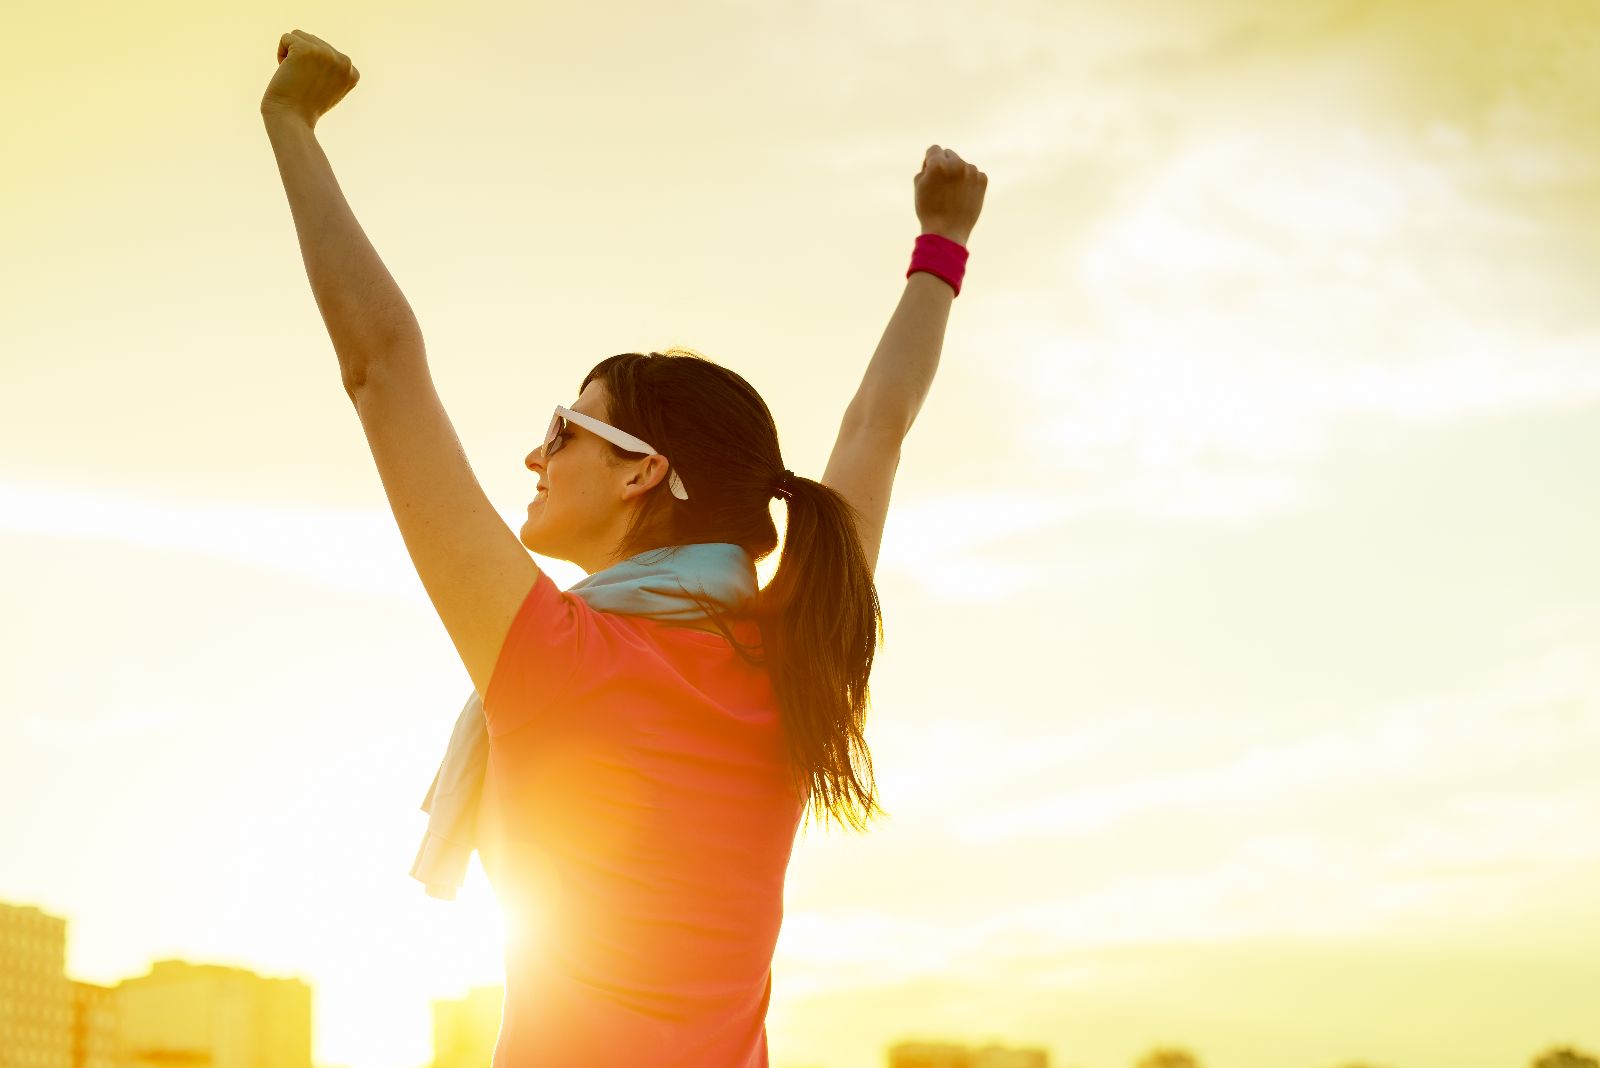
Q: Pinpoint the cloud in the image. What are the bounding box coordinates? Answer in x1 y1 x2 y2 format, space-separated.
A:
916 0 1600 533
0 475 417 601
871 485 1156 601
946 640 1600 844
774 827 1536 993
784 766 1600 982
17 698 198 743
0 474 590 603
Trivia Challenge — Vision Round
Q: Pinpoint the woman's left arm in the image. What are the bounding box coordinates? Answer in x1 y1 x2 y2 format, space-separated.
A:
262 29 421 392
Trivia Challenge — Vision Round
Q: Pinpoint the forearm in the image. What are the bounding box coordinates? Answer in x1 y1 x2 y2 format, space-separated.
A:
263 111 424 389
843 247 958 438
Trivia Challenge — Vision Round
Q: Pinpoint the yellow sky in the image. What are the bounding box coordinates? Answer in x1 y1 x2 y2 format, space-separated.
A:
4 2 1600 1067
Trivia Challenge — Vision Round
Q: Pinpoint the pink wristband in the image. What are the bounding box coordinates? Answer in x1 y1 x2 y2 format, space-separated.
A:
906 232 970 297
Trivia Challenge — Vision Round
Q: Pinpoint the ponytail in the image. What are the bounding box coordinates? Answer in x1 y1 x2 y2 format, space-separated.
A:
755 472 888 834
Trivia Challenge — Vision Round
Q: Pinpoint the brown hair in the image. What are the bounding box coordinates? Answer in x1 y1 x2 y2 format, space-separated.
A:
578 347 888 834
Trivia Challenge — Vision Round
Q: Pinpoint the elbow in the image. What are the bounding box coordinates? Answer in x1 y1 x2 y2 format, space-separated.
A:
341 363 370 397
844 410 913 441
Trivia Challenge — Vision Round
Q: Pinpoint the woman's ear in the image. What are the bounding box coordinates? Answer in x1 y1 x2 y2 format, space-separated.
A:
623 455 671 499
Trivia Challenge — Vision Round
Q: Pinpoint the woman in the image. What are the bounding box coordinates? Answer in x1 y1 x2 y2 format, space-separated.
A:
261 29 987 1066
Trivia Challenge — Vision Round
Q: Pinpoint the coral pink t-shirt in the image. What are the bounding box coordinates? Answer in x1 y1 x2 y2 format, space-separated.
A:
480 566 808 1067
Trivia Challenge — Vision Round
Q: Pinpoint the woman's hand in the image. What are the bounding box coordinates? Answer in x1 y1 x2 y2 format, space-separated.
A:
259 29 360 128
914 145 987 245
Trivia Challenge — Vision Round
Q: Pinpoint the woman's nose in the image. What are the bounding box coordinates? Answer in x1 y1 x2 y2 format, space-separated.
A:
525 448 543 471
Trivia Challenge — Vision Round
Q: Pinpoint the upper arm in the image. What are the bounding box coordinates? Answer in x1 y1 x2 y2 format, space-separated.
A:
820 417 904 578
348 354 541 699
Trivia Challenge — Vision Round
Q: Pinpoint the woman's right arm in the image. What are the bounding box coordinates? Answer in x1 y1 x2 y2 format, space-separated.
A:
839 270 958 438
824 273 952 577
840 144 987 437
822 146 987 575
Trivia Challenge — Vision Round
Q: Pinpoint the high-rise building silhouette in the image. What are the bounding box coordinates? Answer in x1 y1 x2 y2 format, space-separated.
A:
1 901 74 1068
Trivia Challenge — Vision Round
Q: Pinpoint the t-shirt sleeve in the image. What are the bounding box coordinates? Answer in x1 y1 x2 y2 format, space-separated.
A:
482 567 594 737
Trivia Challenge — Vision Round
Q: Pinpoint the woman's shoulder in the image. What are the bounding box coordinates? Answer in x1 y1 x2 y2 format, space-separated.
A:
640 613 765 647
668 618 728 637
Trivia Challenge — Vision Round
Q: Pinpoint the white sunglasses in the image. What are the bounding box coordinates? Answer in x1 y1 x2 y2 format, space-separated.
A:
542 404 689 501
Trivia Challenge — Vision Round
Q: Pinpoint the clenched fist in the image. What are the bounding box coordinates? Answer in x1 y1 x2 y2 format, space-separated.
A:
260 29 360 127
914 145 987 245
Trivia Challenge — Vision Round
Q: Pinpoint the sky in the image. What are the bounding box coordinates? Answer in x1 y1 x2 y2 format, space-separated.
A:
3 1 1599 1067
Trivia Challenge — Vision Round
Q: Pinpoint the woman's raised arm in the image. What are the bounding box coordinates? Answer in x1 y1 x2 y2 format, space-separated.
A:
822 147 987 575
839 145 987 438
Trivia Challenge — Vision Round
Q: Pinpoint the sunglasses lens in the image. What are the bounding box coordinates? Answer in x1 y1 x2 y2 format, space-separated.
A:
542 415 565 458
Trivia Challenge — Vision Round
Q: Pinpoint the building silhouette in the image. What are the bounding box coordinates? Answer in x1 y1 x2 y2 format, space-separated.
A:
3 900 313 1068
70 979 119 1068
971 1047 1050 1068
430 984 504 1068
115 959 311 1068
1 901 74 1067
966 1042 1056 1068
888 1039 1051 1068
